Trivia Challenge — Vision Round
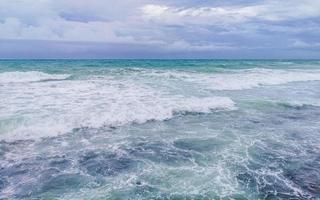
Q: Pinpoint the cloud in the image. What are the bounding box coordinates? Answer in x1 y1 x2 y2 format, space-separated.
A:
257 0 320 21
141 0 320 26
162 40 236 51
0 17 137 43
291 39 320 49
141 4 258 25
0 0 319 57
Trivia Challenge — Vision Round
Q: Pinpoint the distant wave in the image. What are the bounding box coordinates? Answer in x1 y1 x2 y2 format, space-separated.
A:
140 68 320 90
276 101 320 109
0 71 71 83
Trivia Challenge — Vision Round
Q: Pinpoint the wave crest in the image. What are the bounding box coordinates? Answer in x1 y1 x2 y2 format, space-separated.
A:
0 76 235 140
139 68 320 90
0 71 71 83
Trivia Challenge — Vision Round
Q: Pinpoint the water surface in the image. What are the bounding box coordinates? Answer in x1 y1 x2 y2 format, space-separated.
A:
0 60 320 199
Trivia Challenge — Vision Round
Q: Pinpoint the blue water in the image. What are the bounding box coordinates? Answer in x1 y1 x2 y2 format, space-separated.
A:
0 60 320 199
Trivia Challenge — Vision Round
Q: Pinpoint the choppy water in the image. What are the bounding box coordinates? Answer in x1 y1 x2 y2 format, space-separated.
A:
0 60 320 199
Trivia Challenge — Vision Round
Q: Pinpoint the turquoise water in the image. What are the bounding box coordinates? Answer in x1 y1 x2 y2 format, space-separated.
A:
0 60 320 199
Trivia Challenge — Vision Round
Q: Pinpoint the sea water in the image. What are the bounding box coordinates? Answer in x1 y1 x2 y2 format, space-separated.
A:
0 60 320 199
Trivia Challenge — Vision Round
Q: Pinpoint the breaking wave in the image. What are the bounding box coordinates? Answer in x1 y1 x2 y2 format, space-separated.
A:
143 68 320 90
0 71 71 83
0 76 234 140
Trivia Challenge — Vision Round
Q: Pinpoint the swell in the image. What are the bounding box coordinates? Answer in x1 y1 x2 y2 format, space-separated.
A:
0 96 235 141
2 67 320 140
135 68 320 90
0 71 71 83
0 75 235 140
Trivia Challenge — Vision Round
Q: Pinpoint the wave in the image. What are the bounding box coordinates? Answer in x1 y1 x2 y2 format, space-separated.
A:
2 67 320 141
0 77 235 140
276 101 320 109
0 71 71 83
139 68 320 90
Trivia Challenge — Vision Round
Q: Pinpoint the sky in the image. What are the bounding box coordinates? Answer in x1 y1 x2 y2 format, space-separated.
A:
0 0 320 59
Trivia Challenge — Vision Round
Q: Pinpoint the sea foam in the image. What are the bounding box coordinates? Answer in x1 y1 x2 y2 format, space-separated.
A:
144 68 320 90
0 71 70 83
2 68 320 140
0 75 234 140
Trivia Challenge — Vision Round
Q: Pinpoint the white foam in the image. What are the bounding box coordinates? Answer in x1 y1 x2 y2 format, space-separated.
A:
144 68 320 90
0 71 71 83
0 76 234 140
3 68 320 141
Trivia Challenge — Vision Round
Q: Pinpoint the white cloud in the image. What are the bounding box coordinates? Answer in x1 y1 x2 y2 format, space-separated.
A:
0 0 143 43
141 0 320 25
163 40 236 51
141 4 258 25
291 39 320 49
0 17 137 43
258 0 320 21
0 0 147 22
0 0 319 53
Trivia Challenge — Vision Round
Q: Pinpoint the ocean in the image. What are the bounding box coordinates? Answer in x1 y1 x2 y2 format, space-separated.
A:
0 60 320 199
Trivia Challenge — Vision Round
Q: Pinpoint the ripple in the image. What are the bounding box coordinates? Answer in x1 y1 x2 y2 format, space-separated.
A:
79 151 138 177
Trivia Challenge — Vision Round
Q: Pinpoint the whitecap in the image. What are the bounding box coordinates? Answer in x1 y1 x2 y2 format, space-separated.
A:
141 68 320 90
0 71 71 83
0 76 235 141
